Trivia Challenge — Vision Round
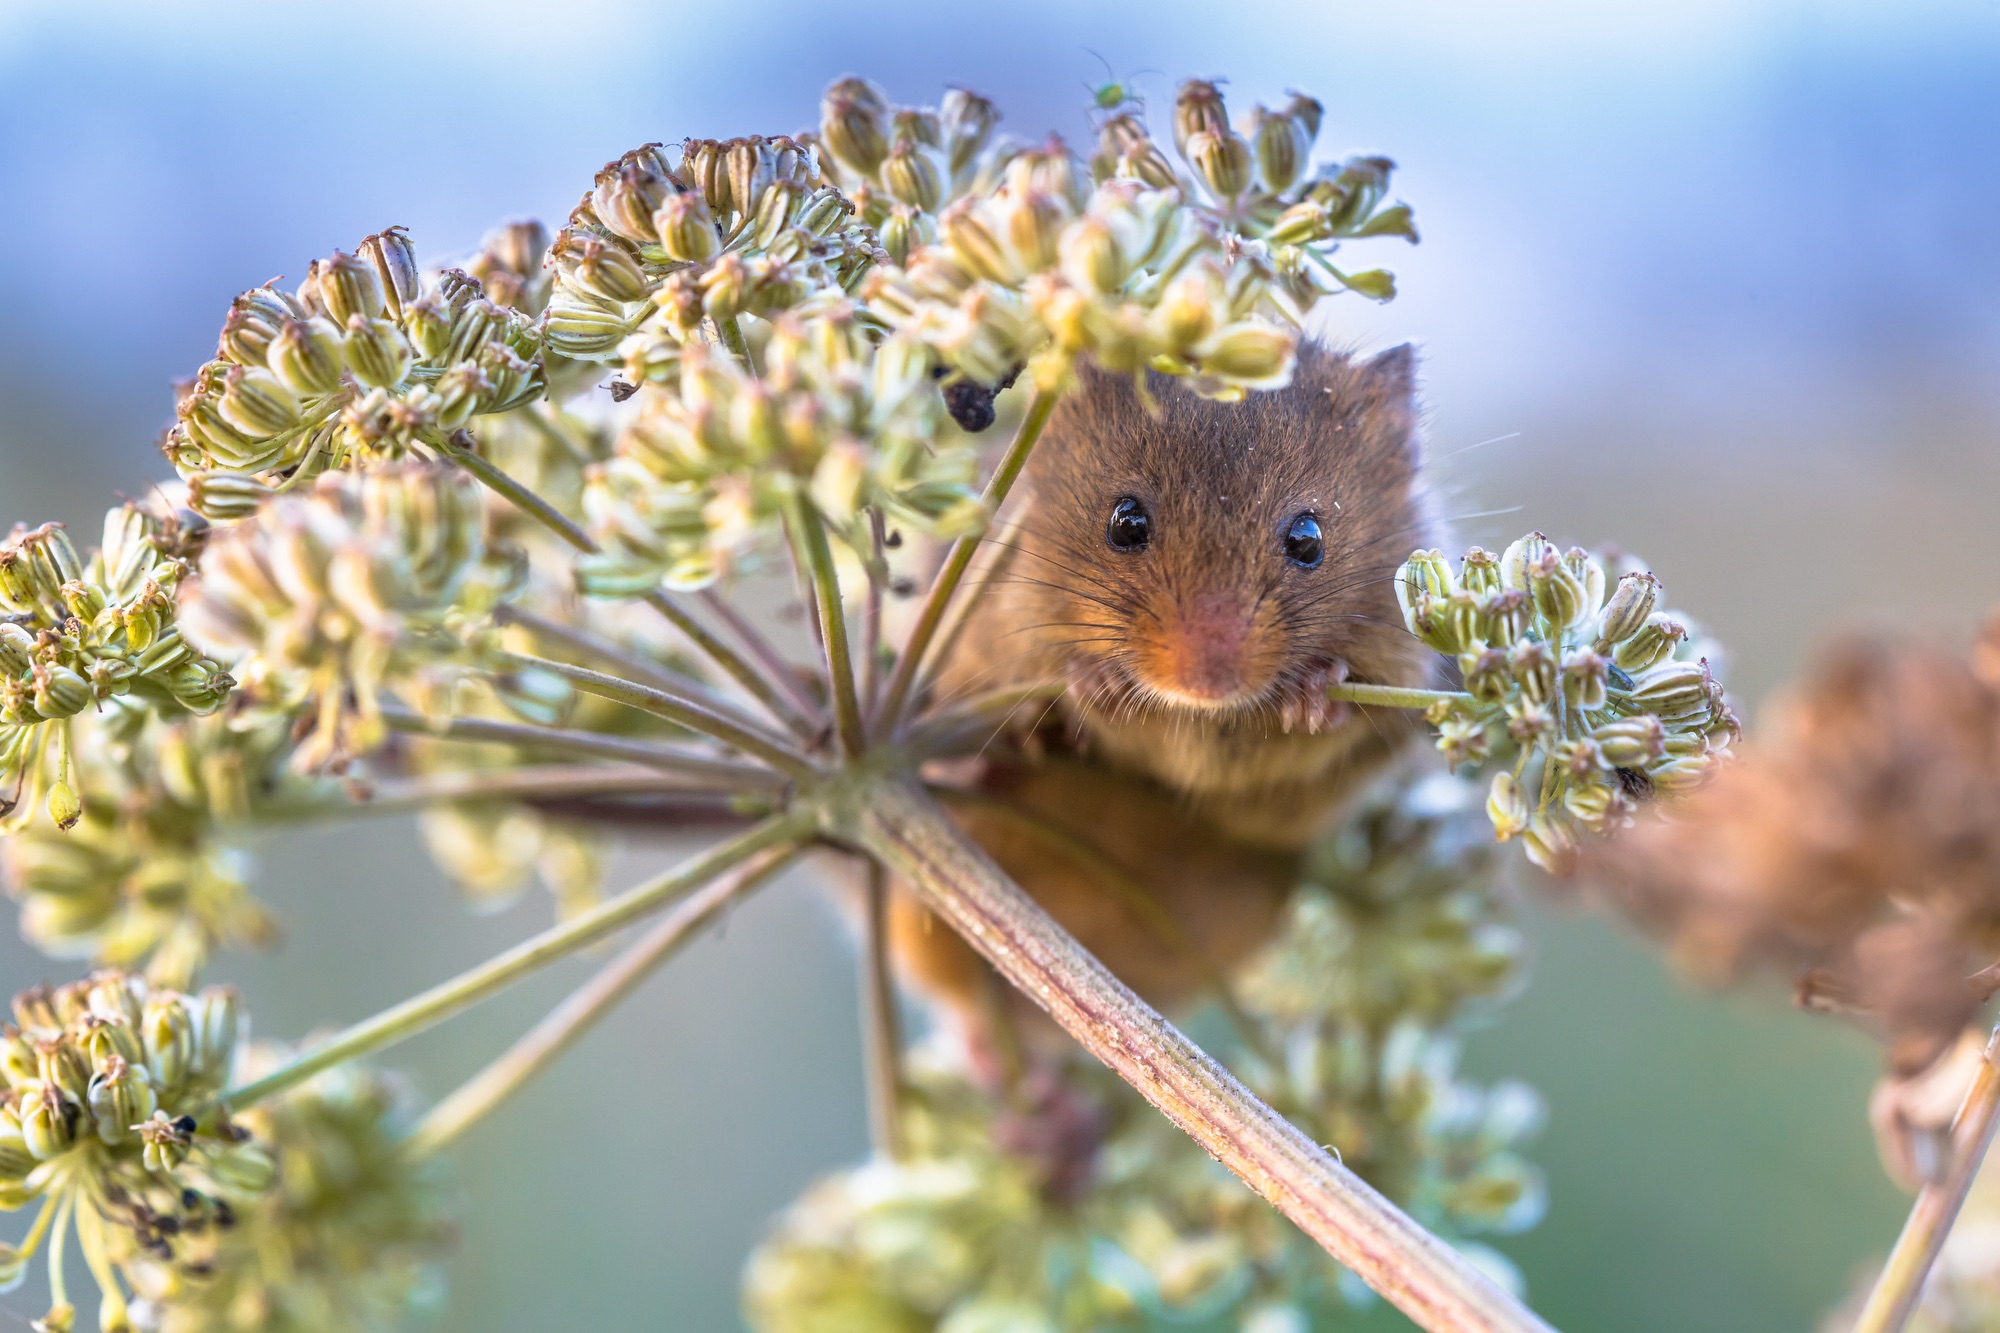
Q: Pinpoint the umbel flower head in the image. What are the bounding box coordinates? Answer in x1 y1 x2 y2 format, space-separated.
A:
1589 621 2000 1075
177 464 518 771
1397 534 1740 872
745 773 1542 1331
121 1050 452 1333
2 706 287 987
164 226 547 518
580 302 978 592
2 503 236 834
0 971 270 1333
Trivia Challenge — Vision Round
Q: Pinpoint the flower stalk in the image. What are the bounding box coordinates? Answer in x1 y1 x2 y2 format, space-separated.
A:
222 814 811 1113
403 845 803 1159
1853 1024 2000 1333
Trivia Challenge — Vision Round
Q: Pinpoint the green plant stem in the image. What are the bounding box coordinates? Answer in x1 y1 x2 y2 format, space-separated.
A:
492 650 819 782
251 765 722 822
859 858 906 1159
697 589 829 733
785 494 864 757
1854 1025 2000 1333
860 508 887 722
494 602 766 731
377 705 786 792
402 845 802 1159
437 428 816 738
715 313 754 371
875 388 1058 737
1326 681 1473 710
222 814 810 1114
827 775 1555 1333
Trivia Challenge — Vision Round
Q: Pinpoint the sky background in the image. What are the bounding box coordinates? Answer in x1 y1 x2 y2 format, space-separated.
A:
2 0 1997 1328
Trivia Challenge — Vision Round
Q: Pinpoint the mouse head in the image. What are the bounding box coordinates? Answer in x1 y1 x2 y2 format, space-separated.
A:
1014 341 1433 721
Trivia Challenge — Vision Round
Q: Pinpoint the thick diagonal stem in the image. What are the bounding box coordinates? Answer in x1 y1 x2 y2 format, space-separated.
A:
1854 1026 2000 1333
492 650 818 782
1326 682 1472 710
786 495 864 757
378 706 785 792
875 389 1057 735
222 815 810 1113
252 765 725 822
836 777 1556 1333
402 845 802 1159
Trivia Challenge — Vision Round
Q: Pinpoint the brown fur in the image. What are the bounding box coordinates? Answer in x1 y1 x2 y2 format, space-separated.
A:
897 341 1439 1038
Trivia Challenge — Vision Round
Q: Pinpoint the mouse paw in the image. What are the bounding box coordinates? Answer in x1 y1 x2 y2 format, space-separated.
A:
1278 659 1352 735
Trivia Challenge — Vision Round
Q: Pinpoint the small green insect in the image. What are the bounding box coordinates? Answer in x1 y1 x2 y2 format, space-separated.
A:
1084 50 1159 117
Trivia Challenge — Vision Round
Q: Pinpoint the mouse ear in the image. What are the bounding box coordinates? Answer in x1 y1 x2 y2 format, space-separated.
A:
1362 342 1418 407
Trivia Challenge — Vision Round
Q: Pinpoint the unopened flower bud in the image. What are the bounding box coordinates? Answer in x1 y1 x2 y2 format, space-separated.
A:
358 226 420 317
1479 588 1529 647
86 1055 155 1145
1499 532 1554 593
1059 215 1126 295
401 296 454 361
1173 79 1230 156
654 193 720 264
1197 323 1293 386
821 77 891 176
217 367 302 438
142 994 195 1098
1185 130 1253 200
1628 660 1711 719
752 179 807 249
207 1139 276 1195
188 471 278 522
217 286 298 367
1597 571 1659 647
724 137 777 219
940 202 1018 284
268 317 347 396
343 316 413 388
316 251 386 325
882 141 942 211
1487 771 1529 839
18 1083 75 1159
33 664 91 718
1251 106 1310 193
939 86 999 176
564 236 650 304
1563 648 1610 710
1461 646 1510 702
1526 548 1587 633
592 145 680 246
1460 547 1502 594
1593 716 1667 768
1508 640 1557 704
192 986 241 1086
1613 613 1687 672
137 1109 192 1173
0 623 30 673
1523 812 1579 873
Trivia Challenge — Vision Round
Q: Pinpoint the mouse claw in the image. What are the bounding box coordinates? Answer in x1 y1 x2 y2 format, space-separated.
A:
1284 659 1352 735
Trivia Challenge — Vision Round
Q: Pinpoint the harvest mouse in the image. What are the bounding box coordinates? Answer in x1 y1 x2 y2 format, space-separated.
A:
894 340 1440 1037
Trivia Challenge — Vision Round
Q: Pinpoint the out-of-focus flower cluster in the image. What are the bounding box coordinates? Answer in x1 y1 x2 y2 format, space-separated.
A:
1397 533 1740 873
1590 622 2000 1076
164 227 546 520
744 773 1541 1331
0 971 266 1333
582 307 978 592
2 505 236 835
122 1050 451 1333
3 706 287 987
178 465 521 772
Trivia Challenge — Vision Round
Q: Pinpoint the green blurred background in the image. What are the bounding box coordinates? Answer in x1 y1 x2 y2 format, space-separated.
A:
3 0 1997 1327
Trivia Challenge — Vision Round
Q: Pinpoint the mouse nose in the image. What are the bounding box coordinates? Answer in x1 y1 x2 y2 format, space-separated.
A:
1143 591 1274 707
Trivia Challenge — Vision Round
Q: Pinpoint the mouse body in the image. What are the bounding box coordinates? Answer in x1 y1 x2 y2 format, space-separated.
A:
893 340 1441 1040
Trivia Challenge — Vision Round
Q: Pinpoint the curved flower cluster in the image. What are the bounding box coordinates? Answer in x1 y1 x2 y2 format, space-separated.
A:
862 77 1417 404
541 137 880 364
178 465 516 771
2 506 236 834
1397 533 1739 872
122 1051 451 1333
814 78 1005 258
2 705 292 985
581 306 977 591
165 227 546 519
0 972 268 1333
745 773 1542 1331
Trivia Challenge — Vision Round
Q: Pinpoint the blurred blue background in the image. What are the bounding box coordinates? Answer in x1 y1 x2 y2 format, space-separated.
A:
3 0 1998 1328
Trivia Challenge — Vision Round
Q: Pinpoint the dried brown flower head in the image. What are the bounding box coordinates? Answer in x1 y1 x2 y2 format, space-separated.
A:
1590 626 2000 1073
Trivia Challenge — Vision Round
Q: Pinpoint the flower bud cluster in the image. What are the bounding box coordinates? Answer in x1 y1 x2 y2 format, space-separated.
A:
580 306 978 593
3 707 287 986
1 506 237 833
165 228 547 518
178 466 515 770
0 972 272 1332
121 1051 451 1333
814 78 1006 265
541 137 881 364
1396 533 1739 872
746 773 1544 1330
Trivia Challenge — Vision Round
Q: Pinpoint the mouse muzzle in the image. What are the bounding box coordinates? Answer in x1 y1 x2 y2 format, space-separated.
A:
1129 590 1284 711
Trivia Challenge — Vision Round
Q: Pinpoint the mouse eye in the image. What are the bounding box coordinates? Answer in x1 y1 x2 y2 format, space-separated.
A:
1106 496 1151 552
1284 513 1324 568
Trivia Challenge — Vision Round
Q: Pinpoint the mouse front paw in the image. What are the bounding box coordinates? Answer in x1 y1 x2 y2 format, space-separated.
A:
1278 658 1353 735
